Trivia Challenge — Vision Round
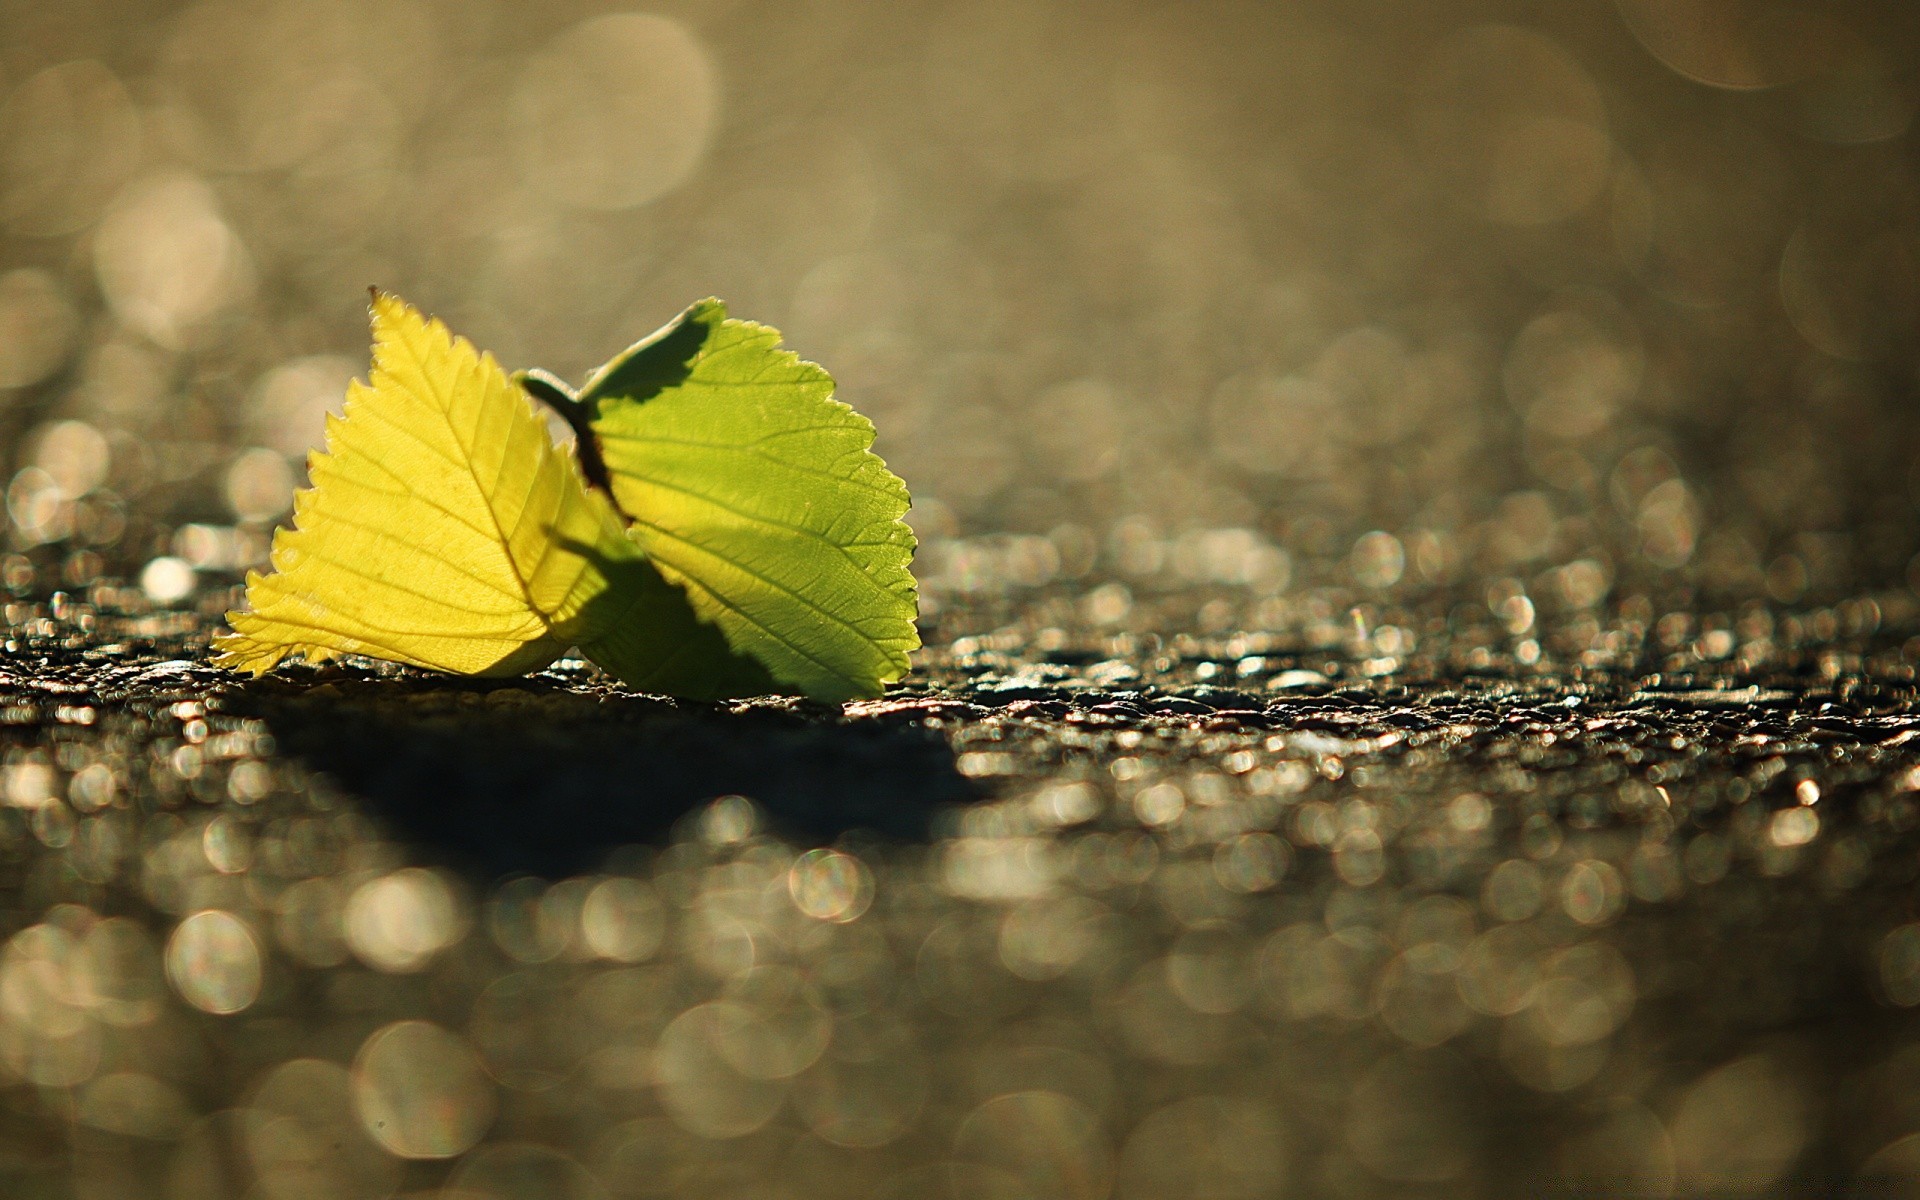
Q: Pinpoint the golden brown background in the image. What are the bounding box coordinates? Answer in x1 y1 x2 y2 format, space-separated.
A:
1 0 1918 604
6 7 1920 1198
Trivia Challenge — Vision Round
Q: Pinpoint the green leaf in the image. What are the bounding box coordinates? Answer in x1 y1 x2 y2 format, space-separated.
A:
579 299 919 702
215 292 649 678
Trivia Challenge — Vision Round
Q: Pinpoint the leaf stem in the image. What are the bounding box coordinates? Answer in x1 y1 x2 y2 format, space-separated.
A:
515 369 618 503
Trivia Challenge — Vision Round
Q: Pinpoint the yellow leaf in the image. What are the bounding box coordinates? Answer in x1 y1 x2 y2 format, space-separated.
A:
213 292 642 677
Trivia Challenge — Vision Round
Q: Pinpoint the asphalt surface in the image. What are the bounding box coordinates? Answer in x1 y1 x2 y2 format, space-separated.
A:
0 590 1918 1198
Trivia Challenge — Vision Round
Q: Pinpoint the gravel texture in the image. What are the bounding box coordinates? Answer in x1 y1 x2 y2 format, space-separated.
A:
0 591 1918 1198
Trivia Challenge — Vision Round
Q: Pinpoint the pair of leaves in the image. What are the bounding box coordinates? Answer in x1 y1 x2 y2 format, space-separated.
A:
212 293 918 702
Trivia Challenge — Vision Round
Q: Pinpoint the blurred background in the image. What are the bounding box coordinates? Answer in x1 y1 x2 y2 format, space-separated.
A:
2 0 1919 609
10 7 1920 1199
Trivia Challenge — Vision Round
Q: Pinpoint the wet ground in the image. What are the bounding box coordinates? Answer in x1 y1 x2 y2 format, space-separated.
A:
2 584 1920 1199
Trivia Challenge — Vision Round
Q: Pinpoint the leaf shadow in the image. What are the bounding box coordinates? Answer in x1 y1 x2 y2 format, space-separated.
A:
574 296 713 409
226 670 979 878
557 541 780 702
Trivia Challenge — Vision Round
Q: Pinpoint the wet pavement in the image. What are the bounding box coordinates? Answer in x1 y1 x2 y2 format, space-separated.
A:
1 582 1919 1198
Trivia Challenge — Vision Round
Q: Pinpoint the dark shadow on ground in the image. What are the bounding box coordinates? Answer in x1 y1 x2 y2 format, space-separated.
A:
224 670 978 878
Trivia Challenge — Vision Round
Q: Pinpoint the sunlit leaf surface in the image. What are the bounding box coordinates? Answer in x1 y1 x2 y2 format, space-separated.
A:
583 299 919 702
214 293 642 677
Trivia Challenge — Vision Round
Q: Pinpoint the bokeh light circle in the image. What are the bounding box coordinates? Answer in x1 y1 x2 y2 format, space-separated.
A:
352 1019 496 1159
164 910 261 1015
512 14 719 211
